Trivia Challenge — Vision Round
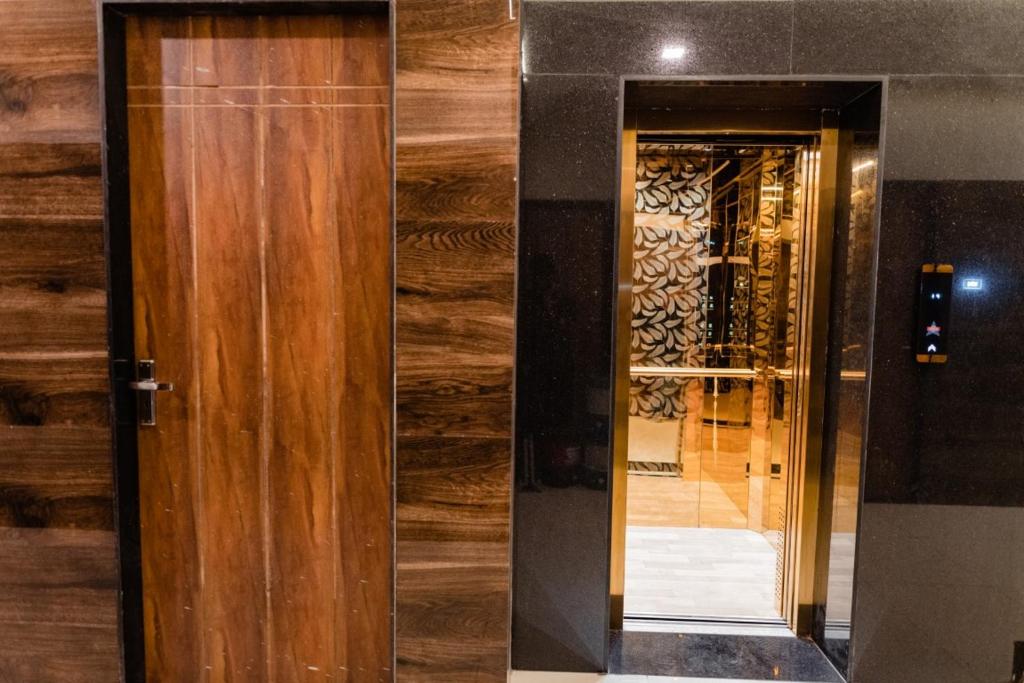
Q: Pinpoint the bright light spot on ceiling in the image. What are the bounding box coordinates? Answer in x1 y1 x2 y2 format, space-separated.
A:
661 45 687 60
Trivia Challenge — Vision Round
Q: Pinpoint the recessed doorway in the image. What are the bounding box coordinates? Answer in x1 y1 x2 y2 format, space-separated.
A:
606 80 884 678
511 77 883 681
623 139 812 626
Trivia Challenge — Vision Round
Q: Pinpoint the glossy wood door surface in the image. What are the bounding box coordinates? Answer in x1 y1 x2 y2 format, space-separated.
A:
125 13 391 682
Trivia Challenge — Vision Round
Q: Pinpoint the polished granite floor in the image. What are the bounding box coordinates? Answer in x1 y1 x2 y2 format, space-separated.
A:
625 526 781 620
608 630 843 682
510 627 842 682
511 673 812 683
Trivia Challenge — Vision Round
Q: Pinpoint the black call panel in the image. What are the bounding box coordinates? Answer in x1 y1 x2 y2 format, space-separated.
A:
915 264 953 364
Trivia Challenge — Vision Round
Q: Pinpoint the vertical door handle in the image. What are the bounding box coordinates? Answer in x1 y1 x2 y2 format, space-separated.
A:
129 359 174 426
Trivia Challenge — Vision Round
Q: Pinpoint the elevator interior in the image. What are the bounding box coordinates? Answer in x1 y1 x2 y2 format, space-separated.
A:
624 140 809 624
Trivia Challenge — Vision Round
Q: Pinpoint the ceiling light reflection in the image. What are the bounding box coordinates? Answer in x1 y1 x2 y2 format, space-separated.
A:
661 46 686 60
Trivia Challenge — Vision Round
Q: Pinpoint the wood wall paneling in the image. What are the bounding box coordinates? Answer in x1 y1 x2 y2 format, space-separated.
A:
0 528 119 683
0 427 114 530
0 0 118 679
395 0 520 680
0 146 106 357
0 0 520 679
0 0 99 143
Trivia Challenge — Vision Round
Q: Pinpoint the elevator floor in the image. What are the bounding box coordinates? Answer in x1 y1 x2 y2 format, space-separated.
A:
627 465 755 529
624 526 780 620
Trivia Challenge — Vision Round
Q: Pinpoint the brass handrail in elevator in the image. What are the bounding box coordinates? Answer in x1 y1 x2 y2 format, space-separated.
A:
629 366 757 379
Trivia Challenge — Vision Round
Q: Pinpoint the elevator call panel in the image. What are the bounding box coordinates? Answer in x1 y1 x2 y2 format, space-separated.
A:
915 264 953 364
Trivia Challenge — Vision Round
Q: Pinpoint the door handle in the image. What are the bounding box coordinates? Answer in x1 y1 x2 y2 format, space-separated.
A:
130 359 174 426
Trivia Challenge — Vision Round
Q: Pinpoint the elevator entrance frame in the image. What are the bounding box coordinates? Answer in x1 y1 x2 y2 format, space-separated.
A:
610 80 881 645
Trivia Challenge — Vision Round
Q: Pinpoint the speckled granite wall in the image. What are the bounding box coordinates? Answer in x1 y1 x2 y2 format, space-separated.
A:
513 2 1024 681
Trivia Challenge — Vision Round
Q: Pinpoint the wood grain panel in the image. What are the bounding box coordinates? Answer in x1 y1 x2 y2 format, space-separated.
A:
128 102 203 681
0 216 105 292
0 293 106 354
333 102 393 679
334 13 389 86
399 308 514 365
396 364 512 437
0 0 116 677
0 171 105 352
395 0 519 679
193 104 267 680
0 517 116 679
395 221 516 297
192 16 261 86
395 145 517 224
0 214 106 354
0 620 120 683
0 143 102 217
0 527 118 625
265 105 335 680
125 16 191 87
0 427 113 530
0 352 107 427
396 539 509 682
0 0 99 143
395 218 514 438
265 15 334 84
397 436 511 543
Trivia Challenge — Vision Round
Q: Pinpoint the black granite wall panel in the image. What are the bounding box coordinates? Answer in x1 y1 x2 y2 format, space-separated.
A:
514 2 1024 680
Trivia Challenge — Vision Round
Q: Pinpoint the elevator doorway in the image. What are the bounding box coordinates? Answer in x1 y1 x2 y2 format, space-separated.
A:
611 121 845 636
623 140 809 625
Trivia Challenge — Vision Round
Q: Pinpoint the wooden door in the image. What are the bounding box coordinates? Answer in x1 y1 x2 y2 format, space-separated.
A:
124 12 391 681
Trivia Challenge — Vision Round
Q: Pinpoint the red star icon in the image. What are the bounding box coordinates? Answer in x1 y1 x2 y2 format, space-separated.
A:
926 321 941 336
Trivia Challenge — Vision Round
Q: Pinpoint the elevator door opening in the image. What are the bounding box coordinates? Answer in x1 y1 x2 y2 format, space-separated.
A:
622 139 816 627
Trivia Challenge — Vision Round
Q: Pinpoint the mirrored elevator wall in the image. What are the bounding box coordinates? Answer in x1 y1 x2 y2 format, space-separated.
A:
626 142 808 619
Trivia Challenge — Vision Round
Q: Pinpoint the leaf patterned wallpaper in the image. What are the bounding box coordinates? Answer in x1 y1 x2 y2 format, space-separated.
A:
630 145 710 419
630 145 801 421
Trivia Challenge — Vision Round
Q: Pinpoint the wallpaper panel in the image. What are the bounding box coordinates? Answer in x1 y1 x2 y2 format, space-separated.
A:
630 145 708 419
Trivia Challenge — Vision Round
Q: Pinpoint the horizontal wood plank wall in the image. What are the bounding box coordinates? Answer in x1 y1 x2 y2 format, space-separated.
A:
0 0 121 680
394 0 519 680
2 1 521 679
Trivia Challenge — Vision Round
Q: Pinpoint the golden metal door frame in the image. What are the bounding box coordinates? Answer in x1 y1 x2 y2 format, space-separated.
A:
609 113 636 628
610 114 846 636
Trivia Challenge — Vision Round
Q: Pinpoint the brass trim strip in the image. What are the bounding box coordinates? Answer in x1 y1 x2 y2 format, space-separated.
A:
782 123 843 636
609 113 637 630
